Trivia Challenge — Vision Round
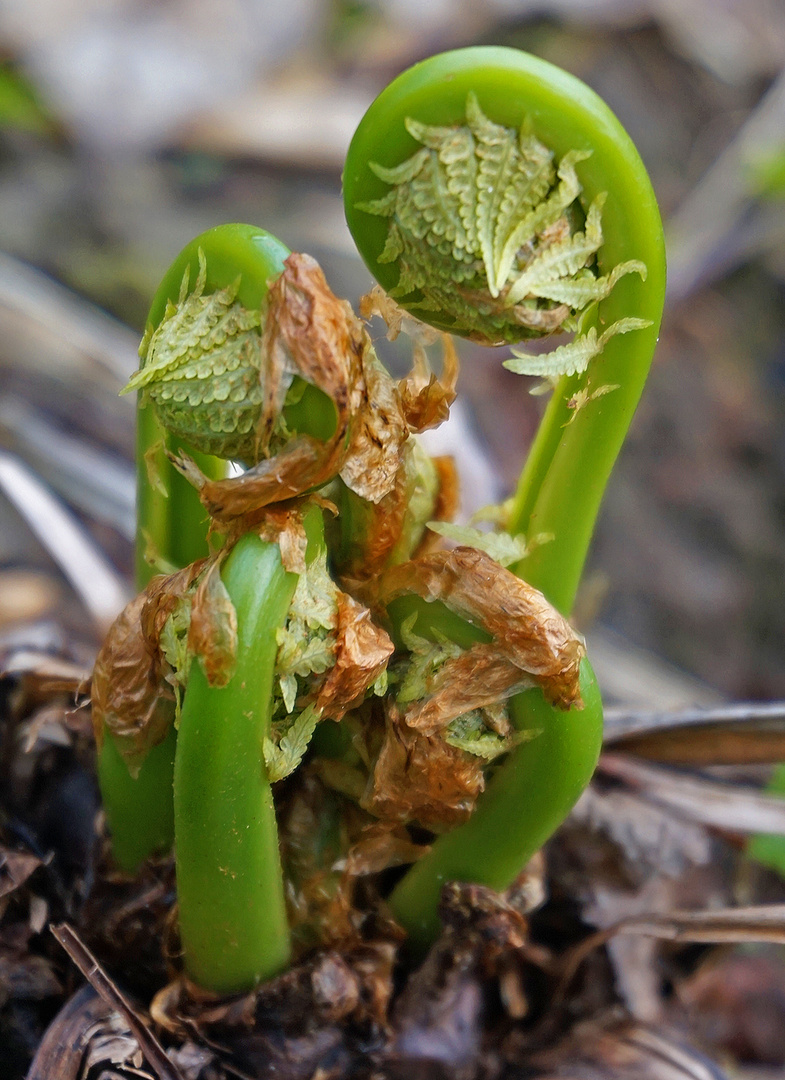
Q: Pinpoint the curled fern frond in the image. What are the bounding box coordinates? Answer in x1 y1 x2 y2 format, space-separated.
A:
123 249 266 460
358 93 646 348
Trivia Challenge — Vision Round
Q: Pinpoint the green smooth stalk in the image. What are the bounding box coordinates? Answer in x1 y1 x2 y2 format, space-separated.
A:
174 533 297 993
97 725 176 873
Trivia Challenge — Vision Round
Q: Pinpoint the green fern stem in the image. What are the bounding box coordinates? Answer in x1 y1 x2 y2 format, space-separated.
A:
174 533 296 992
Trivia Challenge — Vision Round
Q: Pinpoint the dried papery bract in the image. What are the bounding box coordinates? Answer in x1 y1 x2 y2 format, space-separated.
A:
186 559 238 689
315 593 393 721
375 547 585 710
364 701 487 830
332 289 460 581
92 561 206 776
360 285 460 434
400 642 538 737
359 544 585 833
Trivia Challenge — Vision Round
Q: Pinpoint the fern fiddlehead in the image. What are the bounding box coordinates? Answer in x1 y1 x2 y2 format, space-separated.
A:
344 46 666 946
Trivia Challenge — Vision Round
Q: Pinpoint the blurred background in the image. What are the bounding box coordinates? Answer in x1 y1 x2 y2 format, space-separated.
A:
0 0 784 706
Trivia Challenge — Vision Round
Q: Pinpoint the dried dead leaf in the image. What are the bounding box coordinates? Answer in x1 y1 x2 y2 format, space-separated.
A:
92 561 205 773
187 558 237 688
341 821 430 879
361 282 459 433
91 591 174 774
1 650 91 698
307 822 427 949
336 438 444 583
430 455 460 533
610 904 785 945
401 641 535 736
376 547 584 710
20 702 74 752
80 1015 145 1077
338 461 411 580
570 786 712 881
398 333 459 434
51 924 186 1080
598 753 785 836
360 284 438 343
137 561 207 652
0 849 42 901
526 1019 730 1080
362 702 485 830
558 904 785 1012
339 352 409 505
249 502 310 573
26 985 114 1080
604 700 785 766
315 593 393 721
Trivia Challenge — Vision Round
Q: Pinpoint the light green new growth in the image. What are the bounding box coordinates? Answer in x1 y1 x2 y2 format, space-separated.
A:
504 317 651 379
122 250 266 460
425 520 545 567
395 616 463 705
264 703 321 783
393 615 515 761
357 92 647 346
265 549 342 781
275 548 338 711
445 707 526 761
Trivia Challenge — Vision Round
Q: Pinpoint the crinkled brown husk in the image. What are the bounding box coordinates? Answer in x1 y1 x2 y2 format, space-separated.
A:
243 502 310 573
340 459 412 581
360 283 459 434
338 353 409 505
91 561 206 774
187 557 237 689
362 701 486 831
137 561 207 651
315 593 393 722
336 449 459 585
375 547 584 711
224 495 339 573
431 455 460 530
342 820 430 880
359 283 419 341
398 334 459 434
402 642 536 736
275 771 417 954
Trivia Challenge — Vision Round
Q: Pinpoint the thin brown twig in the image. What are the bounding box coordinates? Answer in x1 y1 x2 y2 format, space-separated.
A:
51 922 187 1080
